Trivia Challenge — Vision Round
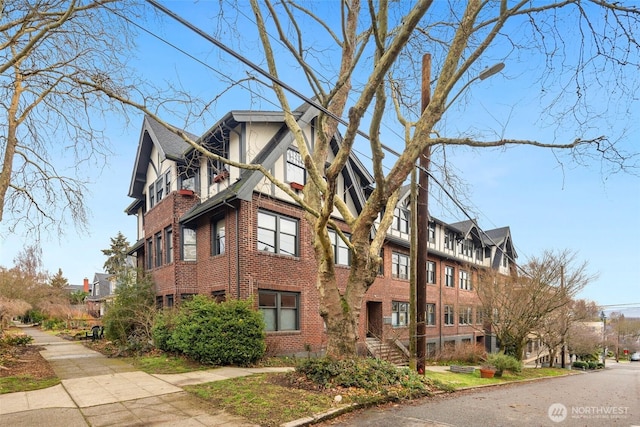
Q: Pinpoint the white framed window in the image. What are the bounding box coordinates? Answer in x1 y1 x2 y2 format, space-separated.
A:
428 221 436 243
392 252 409 280
327 229 351 266
426 303 436 326
286 148 306 184
392 207 410 234
427 261 436 284
257 210 298 256
165 227 173 264
182 227 197 261
445 266 454 287
461 239 473 257
259 290 300 331
212 218 225 256
392 301 409 327
458 306 472 325
444 232 456 250
149 183 155 208
459 270 472 290
444 305 454 325
154 232 162 267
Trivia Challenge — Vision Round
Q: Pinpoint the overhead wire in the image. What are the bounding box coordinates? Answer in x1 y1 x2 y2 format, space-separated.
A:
137 0 525 272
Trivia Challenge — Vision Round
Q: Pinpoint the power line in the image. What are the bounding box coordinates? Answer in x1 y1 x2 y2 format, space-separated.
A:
140 0 526 273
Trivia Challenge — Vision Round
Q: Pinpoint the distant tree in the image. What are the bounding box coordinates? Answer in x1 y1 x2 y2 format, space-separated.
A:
537 299 599 367
69 290 89 305
477 249 595 360
101 232 131 276
49 268 69 289
567 323 602 360
608 313 640 359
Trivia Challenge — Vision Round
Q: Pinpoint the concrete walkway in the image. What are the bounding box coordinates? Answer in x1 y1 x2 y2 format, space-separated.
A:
0 326 293 426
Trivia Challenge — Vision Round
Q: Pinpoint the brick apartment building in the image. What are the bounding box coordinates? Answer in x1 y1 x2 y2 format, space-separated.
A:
126 104 517 357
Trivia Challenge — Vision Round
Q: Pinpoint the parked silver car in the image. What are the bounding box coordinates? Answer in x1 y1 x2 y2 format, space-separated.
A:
630 352 640 362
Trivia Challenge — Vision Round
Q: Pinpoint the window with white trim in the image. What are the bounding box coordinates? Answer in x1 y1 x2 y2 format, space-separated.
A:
257 210 298 256
458 306 472 325
327 229 351 266
427 261 436 284
286 148 306 184
459 270 472 290
392 301 409 327
444 232 456 250
154 232 162 267
259 290 300 331
444 305 454 325
445 266 454 287
182 227 197 261
212 218 225 256
165 227 173 264
392 207 410 234
428 221 436 243
426 303 436 326
392 252 409 280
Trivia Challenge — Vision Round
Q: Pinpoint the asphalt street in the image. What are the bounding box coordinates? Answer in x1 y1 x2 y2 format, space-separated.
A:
320 361 640 427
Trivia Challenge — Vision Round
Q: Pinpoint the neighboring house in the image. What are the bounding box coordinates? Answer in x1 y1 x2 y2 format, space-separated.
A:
125 106 517 357
86 273 116 317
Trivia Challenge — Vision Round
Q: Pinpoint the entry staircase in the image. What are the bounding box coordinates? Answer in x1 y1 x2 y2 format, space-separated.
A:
365 336 409 366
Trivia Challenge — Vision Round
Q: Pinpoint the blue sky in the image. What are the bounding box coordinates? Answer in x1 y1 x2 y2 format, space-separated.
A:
1 1 638 314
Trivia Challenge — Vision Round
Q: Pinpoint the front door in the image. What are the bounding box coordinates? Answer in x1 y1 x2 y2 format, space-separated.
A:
366 301 383 338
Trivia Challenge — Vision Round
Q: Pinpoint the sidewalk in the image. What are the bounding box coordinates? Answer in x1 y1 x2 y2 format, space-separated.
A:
0 326 292 426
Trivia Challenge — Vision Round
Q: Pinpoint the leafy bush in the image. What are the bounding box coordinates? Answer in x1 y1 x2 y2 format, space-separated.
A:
296 357 430 394
151 309 177 352
42 318 66 330
1 333 34 346
21 309 46 324
154 296 266 366
486 353 522 377
102 271 156 352
587 361 598 370
572 361 588 370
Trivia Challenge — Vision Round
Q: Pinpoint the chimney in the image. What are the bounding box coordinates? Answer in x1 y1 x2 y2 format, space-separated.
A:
83 277 89 292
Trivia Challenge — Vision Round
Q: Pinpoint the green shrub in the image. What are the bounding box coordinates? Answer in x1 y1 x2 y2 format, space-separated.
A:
160 296 266 366
587 361 598 369
42 318 66 330
486 353 522 377
296 357 430 393
1 334 34 346
102 271 156 351
151 309 178 352
22 309 46 324
572 361 588 370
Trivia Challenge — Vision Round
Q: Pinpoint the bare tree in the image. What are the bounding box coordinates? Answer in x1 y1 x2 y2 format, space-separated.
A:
0 0 199 238
537 298 599 367
477 249 595 359
96 1 639 357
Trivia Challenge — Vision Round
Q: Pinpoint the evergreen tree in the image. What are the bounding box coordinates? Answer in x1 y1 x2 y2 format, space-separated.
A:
49 268 69 289
102 232 130 276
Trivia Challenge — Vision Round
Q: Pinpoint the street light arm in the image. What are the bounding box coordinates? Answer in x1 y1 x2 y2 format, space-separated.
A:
444 63 505 110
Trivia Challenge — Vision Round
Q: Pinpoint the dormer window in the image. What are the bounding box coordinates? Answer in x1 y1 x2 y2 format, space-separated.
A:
392 207 410 234
286 148 305 185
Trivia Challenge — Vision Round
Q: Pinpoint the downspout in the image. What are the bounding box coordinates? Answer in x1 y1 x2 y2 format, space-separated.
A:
223 199 240 299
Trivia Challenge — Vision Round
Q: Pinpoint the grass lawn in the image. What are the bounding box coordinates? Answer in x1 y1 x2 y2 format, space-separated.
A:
123 353 210 374
0 376 60 394
426 367 574 390
185 373 336 427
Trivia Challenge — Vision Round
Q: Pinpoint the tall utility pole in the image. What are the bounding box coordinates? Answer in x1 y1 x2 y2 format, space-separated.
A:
416 53 431 373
